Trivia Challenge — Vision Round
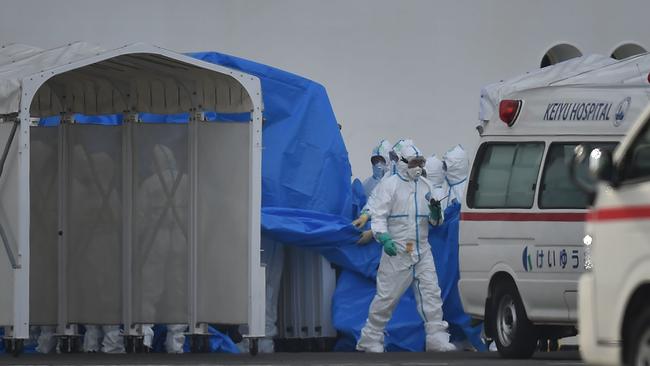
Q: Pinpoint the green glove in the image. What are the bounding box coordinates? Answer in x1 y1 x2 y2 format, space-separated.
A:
376 232 397 256
429 199 443 226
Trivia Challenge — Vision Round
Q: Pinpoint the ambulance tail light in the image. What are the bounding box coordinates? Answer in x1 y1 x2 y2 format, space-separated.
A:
499 99 522 126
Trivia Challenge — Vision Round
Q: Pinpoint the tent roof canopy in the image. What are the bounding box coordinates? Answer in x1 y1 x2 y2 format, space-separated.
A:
0 42 257 118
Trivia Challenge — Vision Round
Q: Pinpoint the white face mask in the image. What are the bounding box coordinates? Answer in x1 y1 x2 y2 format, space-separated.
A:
407 166 423 180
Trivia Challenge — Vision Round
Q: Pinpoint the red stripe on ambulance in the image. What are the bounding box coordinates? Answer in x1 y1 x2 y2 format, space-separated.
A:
586 205 650 221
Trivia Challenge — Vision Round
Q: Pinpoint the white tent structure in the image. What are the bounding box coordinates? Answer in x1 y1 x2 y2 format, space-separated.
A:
0 42 264 353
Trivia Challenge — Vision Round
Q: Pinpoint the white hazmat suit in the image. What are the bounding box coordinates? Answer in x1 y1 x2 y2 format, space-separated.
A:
138 144 188 354
362 139 392 197
259 236 285 353
356 142 455 353
424 154 447 203
442 145 469 207
357 139 392 244
74 147 124 354
355 139 413 228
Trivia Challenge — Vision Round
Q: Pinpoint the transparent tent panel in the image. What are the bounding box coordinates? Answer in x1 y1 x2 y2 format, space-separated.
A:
196 122 249 324
65 125 123 324
22 121 252 327
132 124 188 324
29 126 59 325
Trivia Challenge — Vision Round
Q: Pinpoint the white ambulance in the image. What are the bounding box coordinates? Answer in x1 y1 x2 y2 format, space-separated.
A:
578 75 650 365
458 54 650 359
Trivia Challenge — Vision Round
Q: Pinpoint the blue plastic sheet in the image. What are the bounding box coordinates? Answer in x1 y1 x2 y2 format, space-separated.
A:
151 325 239 354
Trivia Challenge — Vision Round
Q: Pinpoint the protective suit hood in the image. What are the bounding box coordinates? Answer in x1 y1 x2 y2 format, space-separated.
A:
392 139 422 180
443 145 468 185
152 144 178 173
371 139 392 167
425 154 446 201
425 154 444 188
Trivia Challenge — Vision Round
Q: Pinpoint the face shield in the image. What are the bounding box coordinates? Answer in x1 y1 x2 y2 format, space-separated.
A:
371 155 387 166
405 155 425 180
407 156 426 169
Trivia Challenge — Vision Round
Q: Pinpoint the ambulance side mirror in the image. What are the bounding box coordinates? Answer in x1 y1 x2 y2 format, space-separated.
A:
588 147 615 185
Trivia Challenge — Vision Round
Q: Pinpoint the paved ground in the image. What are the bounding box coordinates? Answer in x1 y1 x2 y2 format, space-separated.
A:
0 351 584 365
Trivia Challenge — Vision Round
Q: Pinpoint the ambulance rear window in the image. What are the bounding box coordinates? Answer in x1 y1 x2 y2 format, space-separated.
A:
539 142 617 209
468 142 544 208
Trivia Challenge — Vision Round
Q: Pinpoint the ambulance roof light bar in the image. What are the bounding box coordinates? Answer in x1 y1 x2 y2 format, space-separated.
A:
499 99 523 127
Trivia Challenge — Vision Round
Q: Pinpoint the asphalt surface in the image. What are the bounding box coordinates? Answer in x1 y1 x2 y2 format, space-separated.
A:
0 351 584 365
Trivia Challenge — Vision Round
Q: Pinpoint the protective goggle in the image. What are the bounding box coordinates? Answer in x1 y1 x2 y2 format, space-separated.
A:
370 155 387 165
407 156 426 168
389 150 399 162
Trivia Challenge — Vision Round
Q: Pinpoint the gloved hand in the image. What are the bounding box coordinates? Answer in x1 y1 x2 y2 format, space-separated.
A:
429 199 443 226
376 232 397 256
357 229 374 245
352 212 369 229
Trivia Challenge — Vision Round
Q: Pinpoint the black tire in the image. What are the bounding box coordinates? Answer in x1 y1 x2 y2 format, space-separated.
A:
490 281 538 359
190 335 209 353
249 338 258 356
4 338 13 354
60 337 71 354
626 307 650 366
124 336 133 353
135 337 145 353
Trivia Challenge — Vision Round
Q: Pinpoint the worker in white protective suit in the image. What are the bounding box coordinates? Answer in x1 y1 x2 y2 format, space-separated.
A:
71 142 124 353
362 139 392 197
424 154 447 204
442 145 469 208
138 144 188 353
356 141 456 353
356 140 393 245
259 236 285 353
354 139 414 244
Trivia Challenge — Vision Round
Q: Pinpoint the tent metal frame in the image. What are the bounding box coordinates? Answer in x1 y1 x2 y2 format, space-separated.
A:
3 43 264 342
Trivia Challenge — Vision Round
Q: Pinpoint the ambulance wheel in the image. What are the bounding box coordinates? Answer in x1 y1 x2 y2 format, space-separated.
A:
626 307 650 366
249 338 258 356
490 281 538 359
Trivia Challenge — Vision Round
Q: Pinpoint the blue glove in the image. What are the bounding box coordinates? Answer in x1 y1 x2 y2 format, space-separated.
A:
376 232 397 256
